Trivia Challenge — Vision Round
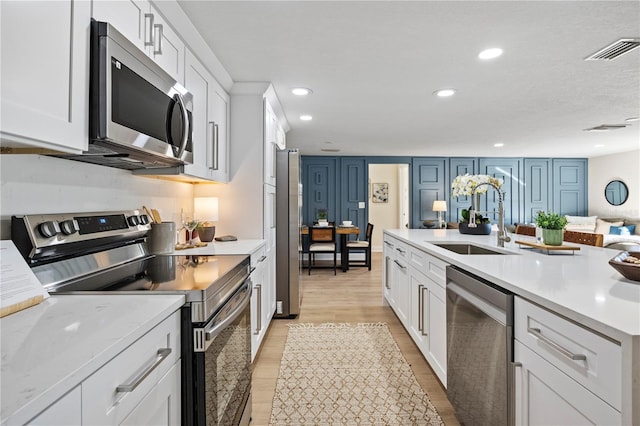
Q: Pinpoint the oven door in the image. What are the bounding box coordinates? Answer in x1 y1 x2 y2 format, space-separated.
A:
189 279 252 426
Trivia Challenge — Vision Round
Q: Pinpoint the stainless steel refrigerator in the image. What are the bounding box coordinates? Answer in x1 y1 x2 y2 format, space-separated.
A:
274 149 302 318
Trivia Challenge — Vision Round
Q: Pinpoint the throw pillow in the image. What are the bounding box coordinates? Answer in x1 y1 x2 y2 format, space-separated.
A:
565 215 597 233
595 218 624 234
610 225 636 236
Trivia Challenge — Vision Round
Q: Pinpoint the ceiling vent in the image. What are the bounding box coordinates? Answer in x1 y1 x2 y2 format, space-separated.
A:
585 38 640 61
583 124 629 132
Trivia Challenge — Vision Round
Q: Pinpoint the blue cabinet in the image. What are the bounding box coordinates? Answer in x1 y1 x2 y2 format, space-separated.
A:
524 159 551 223
552 159 588 216
411 158 448 229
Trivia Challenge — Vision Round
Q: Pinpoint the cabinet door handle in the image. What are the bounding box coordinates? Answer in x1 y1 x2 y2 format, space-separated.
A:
393 259 406 270
144 13 154 47
420 285 428 336
384 257 391 289
418 284 424 332
153 23 163 55
257 255 267 263
116 348 172 393
396 247 405 255
510 361 522 426
209 122 219 171
527 327 587 361
254 284 262 335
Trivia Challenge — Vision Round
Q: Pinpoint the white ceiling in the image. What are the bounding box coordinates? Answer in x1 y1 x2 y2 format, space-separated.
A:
177 1 640 158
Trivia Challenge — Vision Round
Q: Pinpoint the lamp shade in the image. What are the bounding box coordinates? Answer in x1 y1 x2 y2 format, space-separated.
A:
432 200 447 212
194 197 219 221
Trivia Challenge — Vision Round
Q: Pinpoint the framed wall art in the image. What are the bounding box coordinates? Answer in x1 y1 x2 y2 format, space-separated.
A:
372 183 389 203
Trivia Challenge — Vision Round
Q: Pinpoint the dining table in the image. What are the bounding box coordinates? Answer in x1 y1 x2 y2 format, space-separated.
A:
300 225 361 272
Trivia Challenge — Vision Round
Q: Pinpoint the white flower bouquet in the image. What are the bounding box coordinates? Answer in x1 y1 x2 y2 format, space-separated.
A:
451 174 503 198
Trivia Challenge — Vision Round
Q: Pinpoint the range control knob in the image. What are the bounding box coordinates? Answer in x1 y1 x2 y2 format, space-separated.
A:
127 216 139 227
38 221 61 238
138 215 150 225
60 219 80 235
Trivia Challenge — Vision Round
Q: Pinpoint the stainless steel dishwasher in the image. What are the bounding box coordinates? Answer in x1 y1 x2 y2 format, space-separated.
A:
446 265 515 426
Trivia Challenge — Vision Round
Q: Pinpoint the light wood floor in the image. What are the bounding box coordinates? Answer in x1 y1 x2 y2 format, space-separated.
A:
250 252 460 425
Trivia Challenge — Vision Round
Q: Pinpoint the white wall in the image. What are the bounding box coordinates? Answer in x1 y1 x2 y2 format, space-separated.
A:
588 149 640 219
0 155 194 238
369 164 402 251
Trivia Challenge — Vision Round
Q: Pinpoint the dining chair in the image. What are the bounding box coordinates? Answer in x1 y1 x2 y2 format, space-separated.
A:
563 230 604 247
515 224 536 237
308 226 337 275
346 223 374 270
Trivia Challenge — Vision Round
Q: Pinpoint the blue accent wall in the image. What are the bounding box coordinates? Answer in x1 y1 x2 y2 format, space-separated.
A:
300 156 587 230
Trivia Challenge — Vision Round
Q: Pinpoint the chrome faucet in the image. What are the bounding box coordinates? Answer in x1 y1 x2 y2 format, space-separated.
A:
468 182 511 247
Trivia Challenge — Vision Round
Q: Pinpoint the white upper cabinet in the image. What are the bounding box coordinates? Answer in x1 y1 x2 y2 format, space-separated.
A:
93 0 185 83
176 50 229 182
264 89 287 186
0 0 91 153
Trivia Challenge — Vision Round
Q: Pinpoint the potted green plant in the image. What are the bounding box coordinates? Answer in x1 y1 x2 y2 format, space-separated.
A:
535 211 568 246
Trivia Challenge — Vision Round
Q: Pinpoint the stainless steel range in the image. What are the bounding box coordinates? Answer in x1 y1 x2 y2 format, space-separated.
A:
11 210 252 426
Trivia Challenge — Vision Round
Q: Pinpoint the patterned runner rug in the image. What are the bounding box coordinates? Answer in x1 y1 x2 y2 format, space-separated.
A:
269 323 444 425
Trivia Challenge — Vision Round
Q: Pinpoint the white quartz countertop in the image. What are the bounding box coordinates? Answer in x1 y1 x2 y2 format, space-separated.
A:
171 239 265 256
0 294 185 425
385 229 640 339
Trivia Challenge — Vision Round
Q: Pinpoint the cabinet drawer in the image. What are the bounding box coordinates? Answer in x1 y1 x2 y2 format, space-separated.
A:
250 245 267 269
394 240 408 261
409 246 446 287
515 297 621 410
82 311 181 424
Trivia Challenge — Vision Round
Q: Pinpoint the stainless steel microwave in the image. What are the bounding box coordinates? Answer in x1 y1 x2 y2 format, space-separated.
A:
56 20 193 170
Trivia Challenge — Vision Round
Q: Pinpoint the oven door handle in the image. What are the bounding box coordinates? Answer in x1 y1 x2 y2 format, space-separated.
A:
204 280 252 342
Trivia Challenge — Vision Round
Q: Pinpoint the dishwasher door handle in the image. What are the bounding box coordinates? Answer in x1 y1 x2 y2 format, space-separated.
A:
527 327 587 361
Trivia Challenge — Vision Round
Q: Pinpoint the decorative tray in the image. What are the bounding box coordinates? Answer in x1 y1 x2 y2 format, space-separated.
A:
609 251 640 282
515 240 580 253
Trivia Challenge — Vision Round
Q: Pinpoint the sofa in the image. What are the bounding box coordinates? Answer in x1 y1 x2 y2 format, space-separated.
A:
564 216 640 249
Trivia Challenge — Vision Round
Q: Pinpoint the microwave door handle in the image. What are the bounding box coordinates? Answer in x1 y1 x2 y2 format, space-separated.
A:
174 93 189 158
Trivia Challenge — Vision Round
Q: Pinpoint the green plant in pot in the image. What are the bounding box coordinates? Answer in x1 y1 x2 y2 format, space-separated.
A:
535 211 568 246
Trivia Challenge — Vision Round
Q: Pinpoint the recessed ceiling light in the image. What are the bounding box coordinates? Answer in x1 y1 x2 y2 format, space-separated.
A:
292 87 312 96
494 143 504 147
594 144 605 148
300 115 313 121
478 48 503 60
626 117 639 122
433 89 456 97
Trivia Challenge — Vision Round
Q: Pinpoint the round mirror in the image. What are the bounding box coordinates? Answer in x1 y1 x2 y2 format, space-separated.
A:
604 180 629 206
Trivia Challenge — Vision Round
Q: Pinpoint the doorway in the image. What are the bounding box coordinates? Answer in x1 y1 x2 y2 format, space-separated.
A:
368 164 410 251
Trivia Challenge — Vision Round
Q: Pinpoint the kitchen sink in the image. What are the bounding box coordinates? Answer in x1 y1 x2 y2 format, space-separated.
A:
431 243 510 255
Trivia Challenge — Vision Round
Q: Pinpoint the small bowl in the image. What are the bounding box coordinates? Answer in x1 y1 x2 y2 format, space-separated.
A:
609 251 640 282
342 221 352 226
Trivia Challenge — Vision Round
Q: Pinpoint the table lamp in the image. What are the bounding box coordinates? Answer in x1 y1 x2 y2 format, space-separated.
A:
194 197 219 242
433 200 447 229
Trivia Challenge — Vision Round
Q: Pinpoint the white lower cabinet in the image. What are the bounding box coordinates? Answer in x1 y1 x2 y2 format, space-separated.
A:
27 386 81 426
250 244 269 361
514 341 620 425
82 311 181 425
382 233 448 386
514 296 622 425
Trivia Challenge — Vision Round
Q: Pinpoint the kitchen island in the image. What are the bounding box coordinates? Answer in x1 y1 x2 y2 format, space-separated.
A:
384 228 640 425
